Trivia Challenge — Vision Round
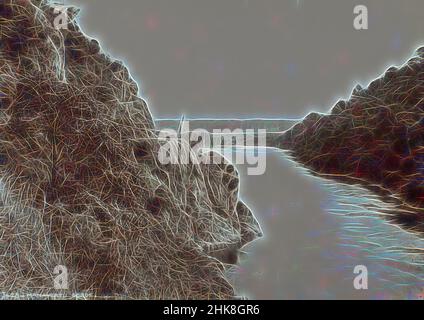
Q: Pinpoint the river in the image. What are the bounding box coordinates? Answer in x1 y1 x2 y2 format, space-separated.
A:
228 148 424 299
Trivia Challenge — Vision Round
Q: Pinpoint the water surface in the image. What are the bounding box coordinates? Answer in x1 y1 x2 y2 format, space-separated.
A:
230 149 424 299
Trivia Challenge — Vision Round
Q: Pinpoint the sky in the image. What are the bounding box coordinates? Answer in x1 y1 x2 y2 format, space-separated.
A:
64 0 424 119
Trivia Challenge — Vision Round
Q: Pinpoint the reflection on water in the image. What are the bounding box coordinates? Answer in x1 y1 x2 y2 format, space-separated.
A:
320 179 424 298
227 149 424 300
